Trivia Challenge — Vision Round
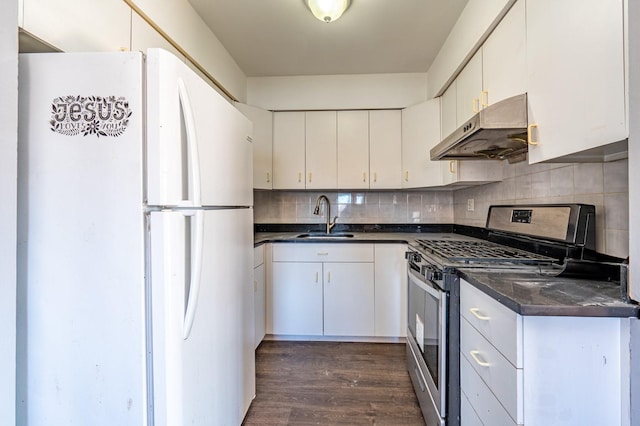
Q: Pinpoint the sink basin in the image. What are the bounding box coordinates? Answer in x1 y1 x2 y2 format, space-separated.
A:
295 232 355 239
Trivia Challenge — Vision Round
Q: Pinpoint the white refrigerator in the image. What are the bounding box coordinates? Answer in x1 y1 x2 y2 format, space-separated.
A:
17 49 255 425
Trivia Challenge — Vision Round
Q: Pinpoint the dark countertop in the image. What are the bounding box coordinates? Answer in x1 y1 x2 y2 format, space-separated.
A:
458 269 638 318
254 224 638 318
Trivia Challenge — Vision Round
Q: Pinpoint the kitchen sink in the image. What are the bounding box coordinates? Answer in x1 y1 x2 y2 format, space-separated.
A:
295 232 355 239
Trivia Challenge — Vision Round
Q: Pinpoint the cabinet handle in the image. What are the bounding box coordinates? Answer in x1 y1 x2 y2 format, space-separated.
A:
373 172 377 183
469 307 490 321
254 280 258 292
308 172 312 183
266 172 271 183
315 272 318 283
449 160 456 174
527 123 539 146
469 350 491 367
481 90 489 108
327 271 331 283
317 252 329 256
405 171 409 182
472 98 480 113
363 172 367 183
298 172 302 183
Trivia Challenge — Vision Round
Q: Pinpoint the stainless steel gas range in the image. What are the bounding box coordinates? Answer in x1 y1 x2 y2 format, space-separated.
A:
405 204 621 426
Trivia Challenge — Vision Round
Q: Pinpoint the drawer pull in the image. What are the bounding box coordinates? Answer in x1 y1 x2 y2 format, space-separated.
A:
469 350 491 367
327 272 331 283
317 252 329 256
469 307 490 321
315 272 318 283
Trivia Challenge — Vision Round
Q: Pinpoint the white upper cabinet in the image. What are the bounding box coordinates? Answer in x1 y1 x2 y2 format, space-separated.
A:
369 110 402 189
272 111 305 189
21 0 131 52
305 111 337 189
526 0 627 163
481 0 526 107
337 111 370 189
440 81 458 140
455 50 483 126
401 99 442 188
235 104 273 189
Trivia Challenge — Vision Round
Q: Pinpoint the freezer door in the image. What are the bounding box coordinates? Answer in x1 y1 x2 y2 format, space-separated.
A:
149 208 255 425
146 48 253 208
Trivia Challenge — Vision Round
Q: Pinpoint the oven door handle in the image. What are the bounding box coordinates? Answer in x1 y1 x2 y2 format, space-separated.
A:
408 268 443 299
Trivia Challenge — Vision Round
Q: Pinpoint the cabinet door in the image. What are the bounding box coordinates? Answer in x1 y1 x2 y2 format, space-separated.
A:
253 263 265 348
131 12 184 59
526 0 626 163
305 111 337 189
273 112 305 189
440 81 457 140
269 262 323 335
22 0 131 52
401 99 442 188
236 104 273 189
370 110 402 189
482 0 526 107
374 244 407 337
323 263 375 336
455 50 483 125
337 111 369 189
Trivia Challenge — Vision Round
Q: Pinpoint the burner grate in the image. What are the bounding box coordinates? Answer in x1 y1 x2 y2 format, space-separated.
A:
415 239 555 264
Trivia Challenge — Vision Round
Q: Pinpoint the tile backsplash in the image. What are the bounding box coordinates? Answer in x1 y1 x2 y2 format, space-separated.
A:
253 190 454 225
254 158 629 258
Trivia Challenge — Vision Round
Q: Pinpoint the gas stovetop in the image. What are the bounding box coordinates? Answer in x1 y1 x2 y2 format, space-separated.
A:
413 239 556 265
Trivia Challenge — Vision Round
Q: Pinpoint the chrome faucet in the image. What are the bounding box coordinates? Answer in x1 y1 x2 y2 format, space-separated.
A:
313 195 338 234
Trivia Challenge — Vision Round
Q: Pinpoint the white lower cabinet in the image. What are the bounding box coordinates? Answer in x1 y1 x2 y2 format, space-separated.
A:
267 243 406 339
269 262 323 336
253 245 266 348
323 262 374 336
374 244 407 337
460 278 631 426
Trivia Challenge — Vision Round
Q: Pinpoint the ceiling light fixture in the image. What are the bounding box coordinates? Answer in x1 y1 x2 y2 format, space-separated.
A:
304 0 351 23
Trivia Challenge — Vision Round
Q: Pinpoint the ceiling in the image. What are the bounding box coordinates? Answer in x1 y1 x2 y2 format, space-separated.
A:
187 0 469 77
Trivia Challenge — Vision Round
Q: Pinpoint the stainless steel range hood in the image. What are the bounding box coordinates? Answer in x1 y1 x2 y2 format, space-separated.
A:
430 93 529 163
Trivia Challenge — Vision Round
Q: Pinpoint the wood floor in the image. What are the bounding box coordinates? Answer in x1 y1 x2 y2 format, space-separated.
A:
242 340 425 425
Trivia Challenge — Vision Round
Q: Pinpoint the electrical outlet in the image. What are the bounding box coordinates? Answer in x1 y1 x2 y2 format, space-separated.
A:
467 199 475 211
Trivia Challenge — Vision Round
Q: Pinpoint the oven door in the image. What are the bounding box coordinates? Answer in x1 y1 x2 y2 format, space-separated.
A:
407 265 448 421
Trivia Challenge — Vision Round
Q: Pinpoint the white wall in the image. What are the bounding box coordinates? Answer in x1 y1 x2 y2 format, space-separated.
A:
0 0 18 423
128 0 247 101
627 0 639 419
247 73 428 111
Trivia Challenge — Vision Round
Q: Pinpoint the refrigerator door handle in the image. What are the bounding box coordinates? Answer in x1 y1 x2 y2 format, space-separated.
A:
176 78 202 207
183 209 204 339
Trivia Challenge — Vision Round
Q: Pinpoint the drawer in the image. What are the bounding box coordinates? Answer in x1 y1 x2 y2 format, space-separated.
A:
253 244 265 268
461 316 523 423
460 279 523 367
272 243 374 263
461 355 517 426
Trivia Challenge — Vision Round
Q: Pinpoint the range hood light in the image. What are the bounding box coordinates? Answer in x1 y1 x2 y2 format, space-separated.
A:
305 0 351 23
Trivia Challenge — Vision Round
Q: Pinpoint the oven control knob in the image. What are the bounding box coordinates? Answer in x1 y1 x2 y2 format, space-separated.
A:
425 269 443 281
405 251 422 263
